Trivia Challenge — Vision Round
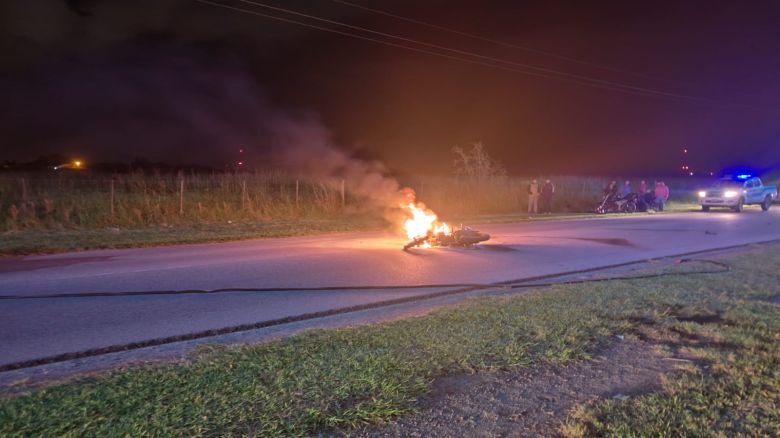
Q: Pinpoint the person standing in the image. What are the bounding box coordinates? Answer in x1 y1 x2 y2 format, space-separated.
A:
638 180 647 195
622 180 632 197
540 179 555 214
527 179 539 214
604 180 618 198
654 181 670 211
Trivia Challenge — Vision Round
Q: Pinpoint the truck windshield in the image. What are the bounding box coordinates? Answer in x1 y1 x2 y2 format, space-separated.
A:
710 180 741 188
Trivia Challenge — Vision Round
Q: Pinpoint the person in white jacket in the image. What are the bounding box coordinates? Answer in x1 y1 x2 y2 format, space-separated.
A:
527 179 539 214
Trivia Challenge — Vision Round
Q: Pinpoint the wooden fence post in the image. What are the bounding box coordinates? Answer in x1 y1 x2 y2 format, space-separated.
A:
21 177 27 201
110 178 115 218
179 177 184 215
340 179 345 208
241 180 247 210
295 179 299 208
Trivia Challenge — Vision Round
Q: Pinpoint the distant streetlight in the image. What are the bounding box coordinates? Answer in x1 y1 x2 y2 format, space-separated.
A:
53 159 85 170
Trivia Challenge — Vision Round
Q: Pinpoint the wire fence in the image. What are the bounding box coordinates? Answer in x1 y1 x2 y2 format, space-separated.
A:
0 172 350 231
0 172 711 231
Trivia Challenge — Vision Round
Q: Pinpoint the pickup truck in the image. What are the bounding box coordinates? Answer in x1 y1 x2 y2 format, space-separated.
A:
698 176 777 212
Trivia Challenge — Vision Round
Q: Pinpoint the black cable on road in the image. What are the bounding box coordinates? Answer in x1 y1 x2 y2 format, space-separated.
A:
0 282 487 300
0 259 729 301
0 258 730 373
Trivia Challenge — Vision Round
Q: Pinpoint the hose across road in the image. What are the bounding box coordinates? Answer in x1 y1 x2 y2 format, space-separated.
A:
2 213 778 373
0 256 730 372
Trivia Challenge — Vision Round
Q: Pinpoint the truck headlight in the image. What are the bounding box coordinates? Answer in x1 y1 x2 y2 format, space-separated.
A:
724 190 738 198
698 191 707 198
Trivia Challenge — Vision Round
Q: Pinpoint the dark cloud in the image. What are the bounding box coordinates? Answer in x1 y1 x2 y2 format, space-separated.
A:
2 0 780 175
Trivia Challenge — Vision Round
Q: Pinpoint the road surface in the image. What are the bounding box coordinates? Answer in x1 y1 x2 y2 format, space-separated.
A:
1 209 779 367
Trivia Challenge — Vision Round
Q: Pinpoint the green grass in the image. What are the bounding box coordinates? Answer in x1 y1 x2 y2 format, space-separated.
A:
0 172 704 227
0 217 383 255
1 170 719 255
2 242 779 436
562 256 780 436
0 206 685 256
0 200 699 256
1 172 354 232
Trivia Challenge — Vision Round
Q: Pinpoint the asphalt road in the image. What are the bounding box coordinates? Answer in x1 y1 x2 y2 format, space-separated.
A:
2 209 779 367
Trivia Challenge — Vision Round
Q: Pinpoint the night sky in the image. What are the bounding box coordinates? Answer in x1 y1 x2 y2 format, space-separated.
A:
2 0 779 176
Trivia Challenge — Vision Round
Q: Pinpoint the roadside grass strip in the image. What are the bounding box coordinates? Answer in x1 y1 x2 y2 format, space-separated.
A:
563 267 780 436
0 218 383 255
1 201 695 256
2 244 779 436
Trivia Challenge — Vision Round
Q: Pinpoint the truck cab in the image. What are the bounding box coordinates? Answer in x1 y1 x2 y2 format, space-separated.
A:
698 176 777 212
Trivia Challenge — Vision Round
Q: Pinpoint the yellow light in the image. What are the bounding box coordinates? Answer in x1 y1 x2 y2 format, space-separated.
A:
73 160 82 168
698 191 706 198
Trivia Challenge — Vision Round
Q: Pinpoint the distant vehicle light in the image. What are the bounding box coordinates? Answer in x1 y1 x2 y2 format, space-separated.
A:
698 191 707 198
724 190 739 198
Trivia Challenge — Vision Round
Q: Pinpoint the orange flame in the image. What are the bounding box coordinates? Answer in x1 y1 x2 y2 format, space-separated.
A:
401 202 450 241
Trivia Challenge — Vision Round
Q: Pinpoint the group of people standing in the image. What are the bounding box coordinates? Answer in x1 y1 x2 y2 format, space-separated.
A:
526 178 672 214
604 179 670 211
526 179 555 214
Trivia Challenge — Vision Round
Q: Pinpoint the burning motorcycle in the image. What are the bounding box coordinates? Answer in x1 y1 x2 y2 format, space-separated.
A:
400 201 490 250
403 225 490 250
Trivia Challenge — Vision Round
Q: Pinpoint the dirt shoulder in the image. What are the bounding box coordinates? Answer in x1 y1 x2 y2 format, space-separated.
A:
353 339 680 437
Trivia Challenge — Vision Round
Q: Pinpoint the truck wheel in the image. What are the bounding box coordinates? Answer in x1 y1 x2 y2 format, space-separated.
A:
702 205 710 212
734 198 744 213
762 196 772 211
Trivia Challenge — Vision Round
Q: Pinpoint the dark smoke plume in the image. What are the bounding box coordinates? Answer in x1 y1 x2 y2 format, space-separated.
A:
0 44 406 208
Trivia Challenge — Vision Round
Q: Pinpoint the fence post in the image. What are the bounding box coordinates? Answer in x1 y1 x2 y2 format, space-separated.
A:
340 179 346 208
241 179 247 210
110 178 115 218
21 177 27 201
295 179 299 208
179 177 184 215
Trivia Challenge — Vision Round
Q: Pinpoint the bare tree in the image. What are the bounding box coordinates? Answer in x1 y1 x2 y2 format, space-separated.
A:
452 142 506 181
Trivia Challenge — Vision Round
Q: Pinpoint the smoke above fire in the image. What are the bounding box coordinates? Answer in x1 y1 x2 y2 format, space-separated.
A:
261 108 403 208
0 43 420 213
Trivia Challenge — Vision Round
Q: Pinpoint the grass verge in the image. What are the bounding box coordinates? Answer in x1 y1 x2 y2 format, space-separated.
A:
3 244 778 436
0 201 698 256
562 257 780 436
0 217 384 256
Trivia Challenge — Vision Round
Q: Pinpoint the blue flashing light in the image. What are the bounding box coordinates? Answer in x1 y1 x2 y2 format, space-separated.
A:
736 174 752 180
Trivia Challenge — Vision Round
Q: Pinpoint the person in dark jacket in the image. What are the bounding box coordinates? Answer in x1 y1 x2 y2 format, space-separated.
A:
540 179 555 214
